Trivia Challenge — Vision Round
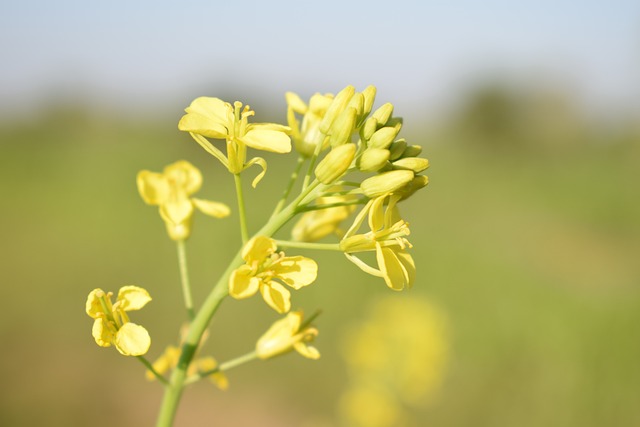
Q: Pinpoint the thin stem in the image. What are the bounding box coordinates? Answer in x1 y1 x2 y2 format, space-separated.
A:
156 178 326 427
275 240 341 251
184 351 258 385
296 198 367 213
271 155 305 218
137 356 169 386
234 173 249 244
176 240 195 321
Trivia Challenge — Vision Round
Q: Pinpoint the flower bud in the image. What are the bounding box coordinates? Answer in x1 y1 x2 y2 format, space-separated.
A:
358 148 390 172
362 117 378 141
392 157 430 173
361 85 377 118
315 143 356 184
396 175 429 200
371 102 393 126
389 139 407 161
360 170 414 198
319 85 355 134
329 107 357 147
403 144 422 158
369 126 400 149
347 93 364 118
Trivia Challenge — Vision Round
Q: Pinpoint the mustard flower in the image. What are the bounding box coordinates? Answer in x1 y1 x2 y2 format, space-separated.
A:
229 236 318 313
256 311 320 360
146 345 228 390
291 191 357 242
340 194 415 290
137 160 230 240
85 286 152 356
178 97 291 185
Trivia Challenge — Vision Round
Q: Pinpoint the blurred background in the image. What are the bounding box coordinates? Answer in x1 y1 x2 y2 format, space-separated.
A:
1 1 639 426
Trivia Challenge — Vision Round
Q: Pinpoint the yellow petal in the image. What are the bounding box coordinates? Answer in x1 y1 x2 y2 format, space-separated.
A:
242 236 276 264
115 322 151 356
368 195 386 232
256 312 301 359
376 244 408 291
243 156 267 188
86 288 106 318
286 92 308 114
229 266 260 299
184 97 231 123
294 342 321 360
159 197 194 227
196 357 229 390
146 345 180 380
164 160 203 196
241 128 291 153
395 250 416 289
178 112 229 139
137 171 170 206
116 286 152 311
273 256 318 290
92 317 114 347
192 198 231 218
260 282 291 314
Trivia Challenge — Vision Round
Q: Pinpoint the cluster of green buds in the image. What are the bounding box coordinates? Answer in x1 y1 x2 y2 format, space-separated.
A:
287 85 429 290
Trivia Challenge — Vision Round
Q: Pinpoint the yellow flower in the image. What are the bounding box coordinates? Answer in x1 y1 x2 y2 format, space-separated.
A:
341 296 449 406
85 286 152 356
340 194 415 290
256 311 320 360
291 191 358 242
178 97 291 184
229 236 318 313
146 345 228 390
137 160 230 240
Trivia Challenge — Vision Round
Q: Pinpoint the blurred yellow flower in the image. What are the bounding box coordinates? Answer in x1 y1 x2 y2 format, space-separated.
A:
146 345 228 390
137 160 230 240
256 311 320 360
229 236 318 313
340 194 415 290
85 286 152 356
291 191 357 242
339 296 449 427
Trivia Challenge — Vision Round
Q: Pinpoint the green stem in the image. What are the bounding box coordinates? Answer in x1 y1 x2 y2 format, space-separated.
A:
275 240 341 251
155 186 320 427
271 156 305 218
296 198 367 213
137 356 169 386
176 240 195 321
184 351 258 385
234 173 249 244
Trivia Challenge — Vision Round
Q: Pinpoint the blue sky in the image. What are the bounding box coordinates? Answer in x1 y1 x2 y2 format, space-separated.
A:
0 0 638 118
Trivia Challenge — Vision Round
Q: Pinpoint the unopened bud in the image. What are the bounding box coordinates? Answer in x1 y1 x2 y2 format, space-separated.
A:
396 175 429 200
362 117 378 141
319 85 355 134
361 170 414 198
392 157 430 173
315 143 356 184
329 107 357 147
358 148 390 172
361 85 377 118
346 93 364 118
403 144 422 158
389 139 407 161
369 126 400 149
371 103 393 126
